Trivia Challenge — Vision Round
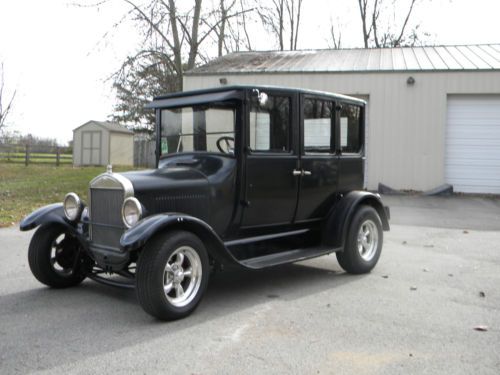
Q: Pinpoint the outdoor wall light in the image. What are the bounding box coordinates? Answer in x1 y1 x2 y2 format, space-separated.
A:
407 76 415 85
219 77 228 85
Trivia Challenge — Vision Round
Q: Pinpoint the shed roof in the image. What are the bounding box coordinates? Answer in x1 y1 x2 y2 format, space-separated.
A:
187 44 500 75
73 120 134 134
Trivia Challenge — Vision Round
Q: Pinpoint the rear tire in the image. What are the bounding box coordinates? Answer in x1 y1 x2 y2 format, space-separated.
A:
28 224 87 288
136 230 210 321
336 205 383 274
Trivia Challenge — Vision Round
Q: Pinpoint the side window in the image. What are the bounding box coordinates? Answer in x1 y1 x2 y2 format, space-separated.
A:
249 95 290 152
340 104 362 153
303 98 334 154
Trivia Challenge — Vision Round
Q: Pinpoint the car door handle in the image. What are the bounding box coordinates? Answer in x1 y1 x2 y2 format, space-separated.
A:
292 169 312 177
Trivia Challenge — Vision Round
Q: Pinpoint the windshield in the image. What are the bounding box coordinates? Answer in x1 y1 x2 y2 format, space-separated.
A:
160 104 236 156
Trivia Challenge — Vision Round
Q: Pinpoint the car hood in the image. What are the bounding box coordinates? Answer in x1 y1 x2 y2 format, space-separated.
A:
119 166 210 219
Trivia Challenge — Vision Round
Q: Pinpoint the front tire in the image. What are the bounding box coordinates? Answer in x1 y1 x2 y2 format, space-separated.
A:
336 205 383 274
136 230 210 321
28 224 87 288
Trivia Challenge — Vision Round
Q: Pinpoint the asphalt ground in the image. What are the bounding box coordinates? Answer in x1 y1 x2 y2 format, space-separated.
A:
0 195 499 374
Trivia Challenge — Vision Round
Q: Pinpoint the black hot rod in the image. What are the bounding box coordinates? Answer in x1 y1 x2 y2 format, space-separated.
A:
20 85 389 320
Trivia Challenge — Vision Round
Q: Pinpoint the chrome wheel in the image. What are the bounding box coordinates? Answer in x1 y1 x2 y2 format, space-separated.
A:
50 233 77 276
28 224 87 288
357 219 379 261
163 246 202 308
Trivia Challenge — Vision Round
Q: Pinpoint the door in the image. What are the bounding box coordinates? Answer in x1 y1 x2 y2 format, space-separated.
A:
82 131 102 165
241 92 299 228
446 95 500 193
294 96 339 221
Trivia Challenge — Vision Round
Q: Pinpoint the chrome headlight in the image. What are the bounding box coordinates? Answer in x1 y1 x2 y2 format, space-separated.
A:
122 197 142 228
63 192 83 221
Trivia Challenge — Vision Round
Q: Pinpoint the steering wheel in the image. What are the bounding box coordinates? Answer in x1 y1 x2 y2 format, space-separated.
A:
216 136 235 154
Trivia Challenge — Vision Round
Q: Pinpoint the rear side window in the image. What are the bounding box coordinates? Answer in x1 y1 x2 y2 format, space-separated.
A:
249 95 290 152
303 98 334 154
340 104 362 153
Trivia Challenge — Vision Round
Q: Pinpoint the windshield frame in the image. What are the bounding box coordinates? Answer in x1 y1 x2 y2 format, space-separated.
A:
156 100 241 162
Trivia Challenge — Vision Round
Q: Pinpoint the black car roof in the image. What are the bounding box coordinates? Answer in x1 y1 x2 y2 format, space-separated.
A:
147 85 365 109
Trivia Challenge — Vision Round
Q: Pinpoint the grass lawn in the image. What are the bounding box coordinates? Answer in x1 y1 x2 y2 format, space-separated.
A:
0 164 135 227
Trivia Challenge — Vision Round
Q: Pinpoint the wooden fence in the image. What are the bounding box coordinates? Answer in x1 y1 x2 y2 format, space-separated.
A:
134 140 156 168
0 143 72 166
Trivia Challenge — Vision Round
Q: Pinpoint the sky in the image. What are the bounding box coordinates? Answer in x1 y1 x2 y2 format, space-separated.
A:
0 0 499 145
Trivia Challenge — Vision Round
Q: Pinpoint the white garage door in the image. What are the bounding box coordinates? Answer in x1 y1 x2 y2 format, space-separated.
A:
446 95 500 193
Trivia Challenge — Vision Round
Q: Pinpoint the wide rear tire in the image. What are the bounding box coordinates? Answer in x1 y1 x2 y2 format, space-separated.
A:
28 224 87 288
136 230 210 321
336 205 383 274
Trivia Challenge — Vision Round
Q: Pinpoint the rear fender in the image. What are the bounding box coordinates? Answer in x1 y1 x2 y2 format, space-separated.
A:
120 213 239 266
19 203 74 232
322 191 390 248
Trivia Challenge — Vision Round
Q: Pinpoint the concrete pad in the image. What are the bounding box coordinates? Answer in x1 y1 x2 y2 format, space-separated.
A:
1 196 499 374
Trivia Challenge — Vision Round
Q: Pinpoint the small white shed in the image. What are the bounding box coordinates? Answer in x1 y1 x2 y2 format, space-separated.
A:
73 121 134 166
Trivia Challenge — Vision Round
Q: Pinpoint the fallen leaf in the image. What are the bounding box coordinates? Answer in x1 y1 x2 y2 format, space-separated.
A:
410 286 417 291
473 325 488 332
479 291 486 298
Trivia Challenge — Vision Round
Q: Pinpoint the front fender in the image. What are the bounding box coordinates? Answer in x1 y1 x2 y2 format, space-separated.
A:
323 191 390 248
120 213 239 266
19 203 73 231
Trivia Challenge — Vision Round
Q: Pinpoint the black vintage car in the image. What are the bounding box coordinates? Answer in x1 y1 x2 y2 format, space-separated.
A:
20 85 389 320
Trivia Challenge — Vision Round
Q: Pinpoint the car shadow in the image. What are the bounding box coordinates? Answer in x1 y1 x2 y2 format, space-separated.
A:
0 256 362 373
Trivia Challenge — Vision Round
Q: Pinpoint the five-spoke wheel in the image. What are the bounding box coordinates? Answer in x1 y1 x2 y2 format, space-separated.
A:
336 205 383 274
357 219 379 262
136 230 209 320
163 246 203 308
28 224 88 288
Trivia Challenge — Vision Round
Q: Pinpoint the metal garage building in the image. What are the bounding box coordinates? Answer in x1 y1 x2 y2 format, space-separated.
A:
184 44 500 193
73 121 134 166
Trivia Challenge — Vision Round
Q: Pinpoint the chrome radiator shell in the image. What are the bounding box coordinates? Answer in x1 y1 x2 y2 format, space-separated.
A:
88 173 134 249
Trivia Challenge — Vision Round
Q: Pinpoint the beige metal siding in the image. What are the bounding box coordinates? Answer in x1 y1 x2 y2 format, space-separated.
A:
109 133 134 166
184 71 500 191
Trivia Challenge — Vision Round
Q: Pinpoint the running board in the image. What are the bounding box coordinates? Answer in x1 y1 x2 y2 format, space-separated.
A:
239 246 340 269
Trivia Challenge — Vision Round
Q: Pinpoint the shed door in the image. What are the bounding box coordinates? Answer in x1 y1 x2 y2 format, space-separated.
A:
82 131 102 165
445 95 500 193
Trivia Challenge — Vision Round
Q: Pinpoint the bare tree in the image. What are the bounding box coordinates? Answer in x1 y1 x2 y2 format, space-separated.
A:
257 0 303 51
0 63 16 133
357 0 420 48
328 17 342 49
216 0 237 56
108 0 253 129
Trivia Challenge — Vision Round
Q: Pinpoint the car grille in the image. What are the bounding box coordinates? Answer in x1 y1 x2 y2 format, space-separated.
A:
90 188 125 249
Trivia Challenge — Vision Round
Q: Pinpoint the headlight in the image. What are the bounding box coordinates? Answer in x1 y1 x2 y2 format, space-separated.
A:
122 197 142 228
63 192 83 221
